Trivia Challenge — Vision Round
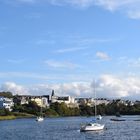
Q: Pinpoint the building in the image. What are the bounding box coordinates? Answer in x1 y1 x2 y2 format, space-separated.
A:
75 98 90 106
51 90 77 108
13 95 50 107
95 98 110 105
51 95 74 104
29 96 49 107
75 98 110 107
13 95 31 105
0 97 14 111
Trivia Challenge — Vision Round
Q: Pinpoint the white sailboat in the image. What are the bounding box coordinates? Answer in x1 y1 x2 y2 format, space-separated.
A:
36 116 44 122
36 97 44 122
80 80 105 131
80 122 104 131
96 115 102 120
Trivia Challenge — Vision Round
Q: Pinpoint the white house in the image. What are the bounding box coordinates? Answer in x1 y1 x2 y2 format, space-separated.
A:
51 93 77 108
0 97 14 111
51 95 74 104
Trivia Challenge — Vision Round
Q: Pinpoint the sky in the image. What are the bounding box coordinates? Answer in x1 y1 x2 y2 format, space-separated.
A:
1 0 140 99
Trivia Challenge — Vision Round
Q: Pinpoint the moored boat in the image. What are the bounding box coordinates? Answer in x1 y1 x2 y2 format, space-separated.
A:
110 118 125 121
96 115 102 120
36 96 44 122
80 122 104 132
36 116 44 122
80 80 105 132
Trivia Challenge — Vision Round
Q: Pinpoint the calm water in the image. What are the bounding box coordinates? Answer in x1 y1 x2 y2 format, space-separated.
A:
0 116 140 140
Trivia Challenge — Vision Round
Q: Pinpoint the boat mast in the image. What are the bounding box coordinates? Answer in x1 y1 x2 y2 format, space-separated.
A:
40 96 42 117
94 80 97 117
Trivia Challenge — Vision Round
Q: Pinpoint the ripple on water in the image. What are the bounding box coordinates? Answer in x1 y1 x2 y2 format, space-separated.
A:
0 116 140 140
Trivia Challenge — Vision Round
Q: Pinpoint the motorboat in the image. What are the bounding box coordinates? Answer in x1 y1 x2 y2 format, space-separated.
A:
80 122 104 132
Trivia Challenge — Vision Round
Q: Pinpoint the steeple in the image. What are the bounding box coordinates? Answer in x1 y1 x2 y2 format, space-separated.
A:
51 90 55 96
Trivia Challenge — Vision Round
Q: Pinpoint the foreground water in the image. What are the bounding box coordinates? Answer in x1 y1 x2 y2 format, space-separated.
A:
0 116 140 140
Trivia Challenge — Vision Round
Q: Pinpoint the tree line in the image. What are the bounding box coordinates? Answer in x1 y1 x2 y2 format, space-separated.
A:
0 92 140 117
12 100 140 117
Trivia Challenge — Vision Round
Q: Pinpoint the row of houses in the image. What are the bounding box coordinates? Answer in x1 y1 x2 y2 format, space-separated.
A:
0 90 138 111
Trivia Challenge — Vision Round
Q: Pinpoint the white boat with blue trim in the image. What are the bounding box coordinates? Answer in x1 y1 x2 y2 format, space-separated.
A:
80 80 105 131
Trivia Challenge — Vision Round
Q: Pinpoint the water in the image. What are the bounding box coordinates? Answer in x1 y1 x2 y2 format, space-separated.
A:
0 116 140 140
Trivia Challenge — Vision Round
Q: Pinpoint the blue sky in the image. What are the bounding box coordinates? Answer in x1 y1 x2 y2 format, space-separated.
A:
1 0 140 99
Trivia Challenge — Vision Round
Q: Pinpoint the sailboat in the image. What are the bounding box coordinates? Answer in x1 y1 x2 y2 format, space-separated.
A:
80 81 105 131
96 115 102 120
36 96 44 122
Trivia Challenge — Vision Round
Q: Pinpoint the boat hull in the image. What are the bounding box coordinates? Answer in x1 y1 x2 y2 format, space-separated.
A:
96 115 102 120
80 123 104 132
36 117 44 122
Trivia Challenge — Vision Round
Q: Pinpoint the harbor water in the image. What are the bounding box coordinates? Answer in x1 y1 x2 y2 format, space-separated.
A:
0 116 140 140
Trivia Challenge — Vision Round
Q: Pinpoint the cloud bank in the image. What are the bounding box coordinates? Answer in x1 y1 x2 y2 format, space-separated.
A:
0 82 29 95
1 74 140 99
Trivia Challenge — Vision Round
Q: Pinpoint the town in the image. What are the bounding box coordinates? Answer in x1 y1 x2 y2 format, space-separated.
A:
0 90 137 111
0 90 140 118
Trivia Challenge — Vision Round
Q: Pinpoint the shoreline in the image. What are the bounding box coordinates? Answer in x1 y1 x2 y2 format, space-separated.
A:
1 114 140 121
0 113 35 121
0 115 16 121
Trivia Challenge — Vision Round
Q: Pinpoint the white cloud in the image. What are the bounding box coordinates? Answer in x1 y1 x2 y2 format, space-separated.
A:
54 82 92 97
127 10 140 19
94 0 132 11
0 82 29 95
72 38 113 46
30 82 92 97
96 51 110 61
96 75 129 98
118 57 140 67
128 58 140 67
55 46 89 53
51 0 140 19
48 0 140 19
49 0 95 8
1 74 140 99
7 59 26 64
96 74 140 99
44 59 79 69
94 0 140 19
49 0 123 9
36 39 55 45
7 0 140 19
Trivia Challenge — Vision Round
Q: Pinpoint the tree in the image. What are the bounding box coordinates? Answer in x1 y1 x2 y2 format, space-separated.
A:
0 91 13 98
0 109 12 116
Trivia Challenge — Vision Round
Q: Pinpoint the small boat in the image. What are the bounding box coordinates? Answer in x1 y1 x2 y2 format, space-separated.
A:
110 118 125 121
96 115 102 120
80 122 104 132
36 116 44 122
134 119 140 121
80 80 105 132
36 96 44 122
